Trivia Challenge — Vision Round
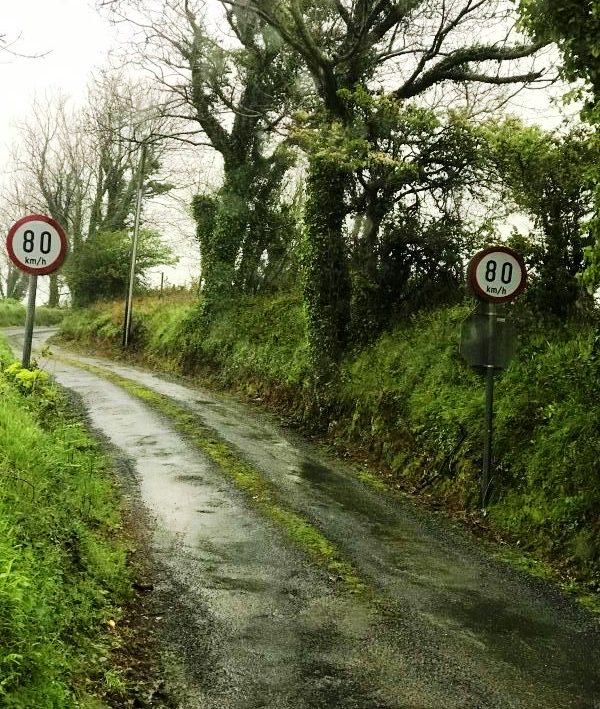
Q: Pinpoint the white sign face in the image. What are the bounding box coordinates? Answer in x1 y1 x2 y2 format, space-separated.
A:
467 247 526 303
7 215 68 275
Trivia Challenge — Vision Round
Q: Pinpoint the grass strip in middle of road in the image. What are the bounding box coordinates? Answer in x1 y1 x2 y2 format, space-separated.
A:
58 356 367 595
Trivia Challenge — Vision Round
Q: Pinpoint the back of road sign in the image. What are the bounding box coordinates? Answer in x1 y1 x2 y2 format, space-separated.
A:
460 310 516 370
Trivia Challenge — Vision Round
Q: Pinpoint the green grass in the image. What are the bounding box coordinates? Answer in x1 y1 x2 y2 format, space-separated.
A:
0 338 131 707
0 298 66 327
36 306 68 326
0 299 25 326
338 308 600 591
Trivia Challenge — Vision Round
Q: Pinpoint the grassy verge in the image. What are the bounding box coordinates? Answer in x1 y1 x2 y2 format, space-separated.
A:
0 338 134 708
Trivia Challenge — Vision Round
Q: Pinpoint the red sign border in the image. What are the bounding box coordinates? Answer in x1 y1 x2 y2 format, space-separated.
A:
467 246 527 303
6 214 68 276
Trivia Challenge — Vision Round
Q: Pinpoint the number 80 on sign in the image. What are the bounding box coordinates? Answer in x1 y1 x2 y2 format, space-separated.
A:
467 246 527 303
7 215 68 276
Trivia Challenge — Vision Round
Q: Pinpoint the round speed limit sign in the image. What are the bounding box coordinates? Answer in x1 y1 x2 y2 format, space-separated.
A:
467 246 526 303
6 215 68 276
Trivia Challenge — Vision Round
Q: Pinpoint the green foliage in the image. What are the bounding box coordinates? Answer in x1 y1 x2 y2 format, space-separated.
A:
178 3 301 315
519 0 600 108
197 293 309 388
0 300 65 327
0 300 26 327
491 327 600 547
3 361 50 394
340 305 482 495
59 304 124 347
193 145 298 319
485 118 595 316
518 0 600 299
191 194 217 261
0 340 131 707
248 0 546 363
66 229 175 308
301 154 351 382
580 238 600 292
35 306 68 326
294 91 500 350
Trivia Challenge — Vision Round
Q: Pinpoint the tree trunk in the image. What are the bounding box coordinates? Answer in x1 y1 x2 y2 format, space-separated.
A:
47 274 60 307
302 155 351 384
350 192 389 344
200 180 248 318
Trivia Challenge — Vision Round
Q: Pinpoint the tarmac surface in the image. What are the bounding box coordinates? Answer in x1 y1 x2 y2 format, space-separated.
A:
5 327 600 708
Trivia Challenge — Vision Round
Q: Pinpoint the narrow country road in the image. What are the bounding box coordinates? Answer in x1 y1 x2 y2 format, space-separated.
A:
4 327 600 708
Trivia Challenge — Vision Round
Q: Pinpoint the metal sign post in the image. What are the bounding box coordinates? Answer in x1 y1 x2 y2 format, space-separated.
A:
481 301 496 507
6 215 68 367
462 246 527 507
22 274 38 368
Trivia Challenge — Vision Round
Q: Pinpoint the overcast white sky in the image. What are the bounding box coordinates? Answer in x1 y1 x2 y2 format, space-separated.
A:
0 1 115 162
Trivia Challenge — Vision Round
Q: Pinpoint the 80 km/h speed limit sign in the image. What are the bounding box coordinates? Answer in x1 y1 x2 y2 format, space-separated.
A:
7 214 68 276
6 214 68 368
464 245 527 507
467 246 526 304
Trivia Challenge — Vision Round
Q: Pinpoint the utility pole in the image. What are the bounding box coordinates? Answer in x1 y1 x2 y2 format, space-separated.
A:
123 141 147 348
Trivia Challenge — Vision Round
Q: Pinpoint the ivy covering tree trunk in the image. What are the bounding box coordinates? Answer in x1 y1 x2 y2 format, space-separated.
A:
47 274 60 308
302 155 351 383
202 183 248 316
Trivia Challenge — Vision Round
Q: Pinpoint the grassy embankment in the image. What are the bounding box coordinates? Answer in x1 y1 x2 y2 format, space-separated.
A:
0 335 139 708
58 291 600 602
0 298 65 327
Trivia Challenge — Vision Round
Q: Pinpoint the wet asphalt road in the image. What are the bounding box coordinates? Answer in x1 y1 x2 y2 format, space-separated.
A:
4 327 600 708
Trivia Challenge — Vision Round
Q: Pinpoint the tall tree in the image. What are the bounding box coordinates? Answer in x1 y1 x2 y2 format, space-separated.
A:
519 0 600 294
224 0 549 380
7 76 173 306
10 94 89 306
100 0 301 313
487 119 595 316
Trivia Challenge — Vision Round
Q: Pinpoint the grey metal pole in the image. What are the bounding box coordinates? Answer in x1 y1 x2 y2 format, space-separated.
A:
124 142 147 348
481 301 497 507
22 274 38 368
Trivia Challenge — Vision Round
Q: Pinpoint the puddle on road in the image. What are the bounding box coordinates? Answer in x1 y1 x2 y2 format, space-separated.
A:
206 575 272 593
245 429 280 443
428 591 600 702
175 474 206 485
297 459 331 483
297 459 399 526
449 592 554 640
137 435 158 445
